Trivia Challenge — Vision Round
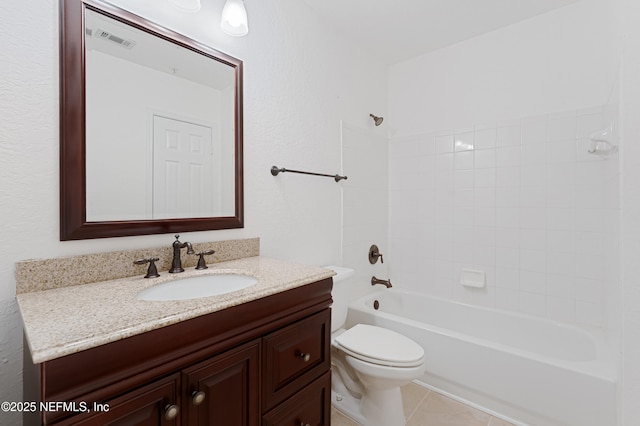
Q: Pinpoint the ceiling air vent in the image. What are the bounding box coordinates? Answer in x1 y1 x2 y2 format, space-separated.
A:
93 28 136 49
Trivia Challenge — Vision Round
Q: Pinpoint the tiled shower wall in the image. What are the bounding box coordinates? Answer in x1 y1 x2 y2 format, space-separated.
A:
389 105 619 328
341 122 389 299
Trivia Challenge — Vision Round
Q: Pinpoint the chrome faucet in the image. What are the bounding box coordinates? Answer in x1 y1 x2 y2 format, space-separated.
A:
371 276 392 288
170 234 195 273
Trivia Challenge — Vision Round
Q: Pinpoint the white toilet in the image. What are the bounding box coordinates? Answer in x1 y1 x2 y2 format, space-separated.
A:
326 266 426 426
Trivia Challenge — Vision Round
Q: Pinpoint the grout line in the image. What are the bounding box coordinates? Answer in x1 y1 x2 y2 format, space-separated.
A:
405 388 431 422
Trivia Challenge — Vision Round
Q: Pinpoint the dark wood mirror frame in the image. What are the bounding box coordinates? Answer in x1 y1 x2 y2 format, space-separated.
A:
60 0 244 240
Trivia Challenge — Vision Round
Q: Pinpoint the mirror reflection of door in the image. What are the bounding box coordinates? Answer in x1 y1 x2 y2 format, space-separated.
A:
83 8 237 223
152 116 218 219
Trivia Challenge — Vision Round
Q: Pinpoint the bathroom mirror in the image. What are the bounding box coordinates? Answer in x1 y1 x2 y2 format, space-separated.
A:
60 0 244 240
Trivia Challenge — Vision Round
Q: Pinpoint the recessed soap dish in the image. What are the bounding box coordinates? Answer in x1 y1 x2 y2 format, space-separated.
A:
460 269 486 288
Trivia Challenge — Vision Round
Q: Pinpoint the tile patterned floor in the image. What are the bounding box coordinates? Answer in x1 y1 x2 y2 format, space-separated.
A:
331 383 516 426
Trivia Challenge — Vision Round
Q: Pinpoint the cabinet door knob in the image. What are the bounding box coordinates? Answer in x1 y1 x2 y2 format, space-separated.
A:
298 352 311 362
164 404 179 420
299 422 311 426
192 390 206 405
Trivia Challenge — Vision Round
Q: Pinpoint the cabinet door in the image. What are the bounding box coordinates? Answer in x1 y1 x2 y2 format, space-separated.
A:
183 340 260 426
54 373 181 426
262 371 331 426
262 309 331 410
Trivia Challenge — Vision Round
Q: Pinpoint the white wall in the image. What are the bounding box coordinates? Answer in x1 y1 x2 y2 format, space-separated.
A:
618 0 640 422
0 0 387 423
387 0 621 331
388 0 620 136
341 122 389 300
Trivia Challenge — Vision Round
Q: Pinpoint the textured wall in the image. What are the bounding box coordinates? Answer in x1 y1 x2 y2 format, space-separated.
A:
0 0 387 423
0 300 21 425
1 1 58 422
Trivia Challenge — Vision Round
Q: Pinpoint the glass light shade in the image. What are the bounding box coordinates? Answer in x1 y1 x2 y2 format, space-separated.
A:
167 0 201 12
221 0 249 36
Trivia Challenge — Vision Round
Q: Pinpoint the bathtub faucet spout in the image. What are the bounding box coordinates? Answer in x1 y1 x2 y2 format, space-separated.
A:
371 276 392 288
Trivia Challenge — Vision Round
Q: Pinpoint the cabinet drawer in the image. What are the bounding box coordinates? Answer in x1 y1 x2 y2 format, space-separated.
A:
262 309 331 410
262 371 331 426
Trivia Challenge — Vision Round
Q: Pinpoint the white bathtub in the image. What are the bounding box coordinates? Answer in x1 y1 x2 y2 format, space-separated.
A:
344 289 617 426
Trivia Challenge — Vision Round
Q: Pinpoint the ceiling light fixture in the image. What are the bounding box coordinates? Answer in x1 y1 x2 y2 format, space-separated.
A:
167 0 201 12
221 0 249 36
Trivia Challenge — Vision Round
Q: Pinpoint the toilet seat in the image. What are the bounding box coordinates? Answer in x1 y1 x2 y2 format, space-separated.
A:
334 324 424 368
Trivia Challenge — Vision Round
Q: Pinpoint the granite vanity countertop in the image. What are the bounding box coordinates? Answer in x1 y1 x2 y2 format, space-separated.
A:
16 256 335 364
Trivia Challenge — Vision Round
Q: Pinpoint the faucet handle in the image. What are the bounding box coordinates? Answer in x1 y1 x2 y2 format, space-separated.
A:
193 250 215 270
134 257 160 278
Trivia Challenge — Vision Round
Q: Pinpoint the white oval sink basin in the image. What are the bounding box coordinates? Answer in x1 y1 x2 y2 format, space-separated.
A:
137 274 258 301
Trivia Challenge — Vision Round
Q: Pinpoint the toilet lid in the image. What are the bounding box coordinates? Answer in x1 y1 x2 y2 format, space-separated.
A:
334 324 424 367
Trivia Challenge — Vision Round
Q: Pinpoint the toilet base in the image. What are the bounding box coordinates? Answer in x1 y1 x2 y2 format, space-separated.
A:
331 386 406 426
362 386 406 426
332 388 366 425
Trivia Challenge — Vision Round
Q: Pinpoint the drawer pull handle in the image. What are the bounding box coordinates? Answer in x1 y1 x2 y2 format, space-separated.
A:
299 423 311 426
164 404 179 420
192 390 206 405
298 352 311 362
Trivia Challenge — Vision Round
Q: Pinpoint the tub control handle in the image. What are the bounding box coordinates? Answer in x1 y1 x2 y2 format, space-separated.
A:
298 352 311 362
369 244 384 264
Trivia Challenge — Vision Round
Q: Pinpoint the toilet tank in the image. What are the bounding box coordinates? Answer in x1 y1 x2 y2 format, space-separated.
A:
324 265 355 332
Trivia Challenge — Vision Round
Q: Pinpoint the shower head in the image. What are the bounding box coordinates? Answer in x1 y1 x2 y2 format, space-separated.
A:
370 114 383 126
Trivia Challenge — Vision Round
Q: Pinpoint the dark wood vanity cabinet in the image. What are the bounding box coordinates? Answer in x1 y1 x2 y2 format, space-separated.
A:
24 278 332 426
